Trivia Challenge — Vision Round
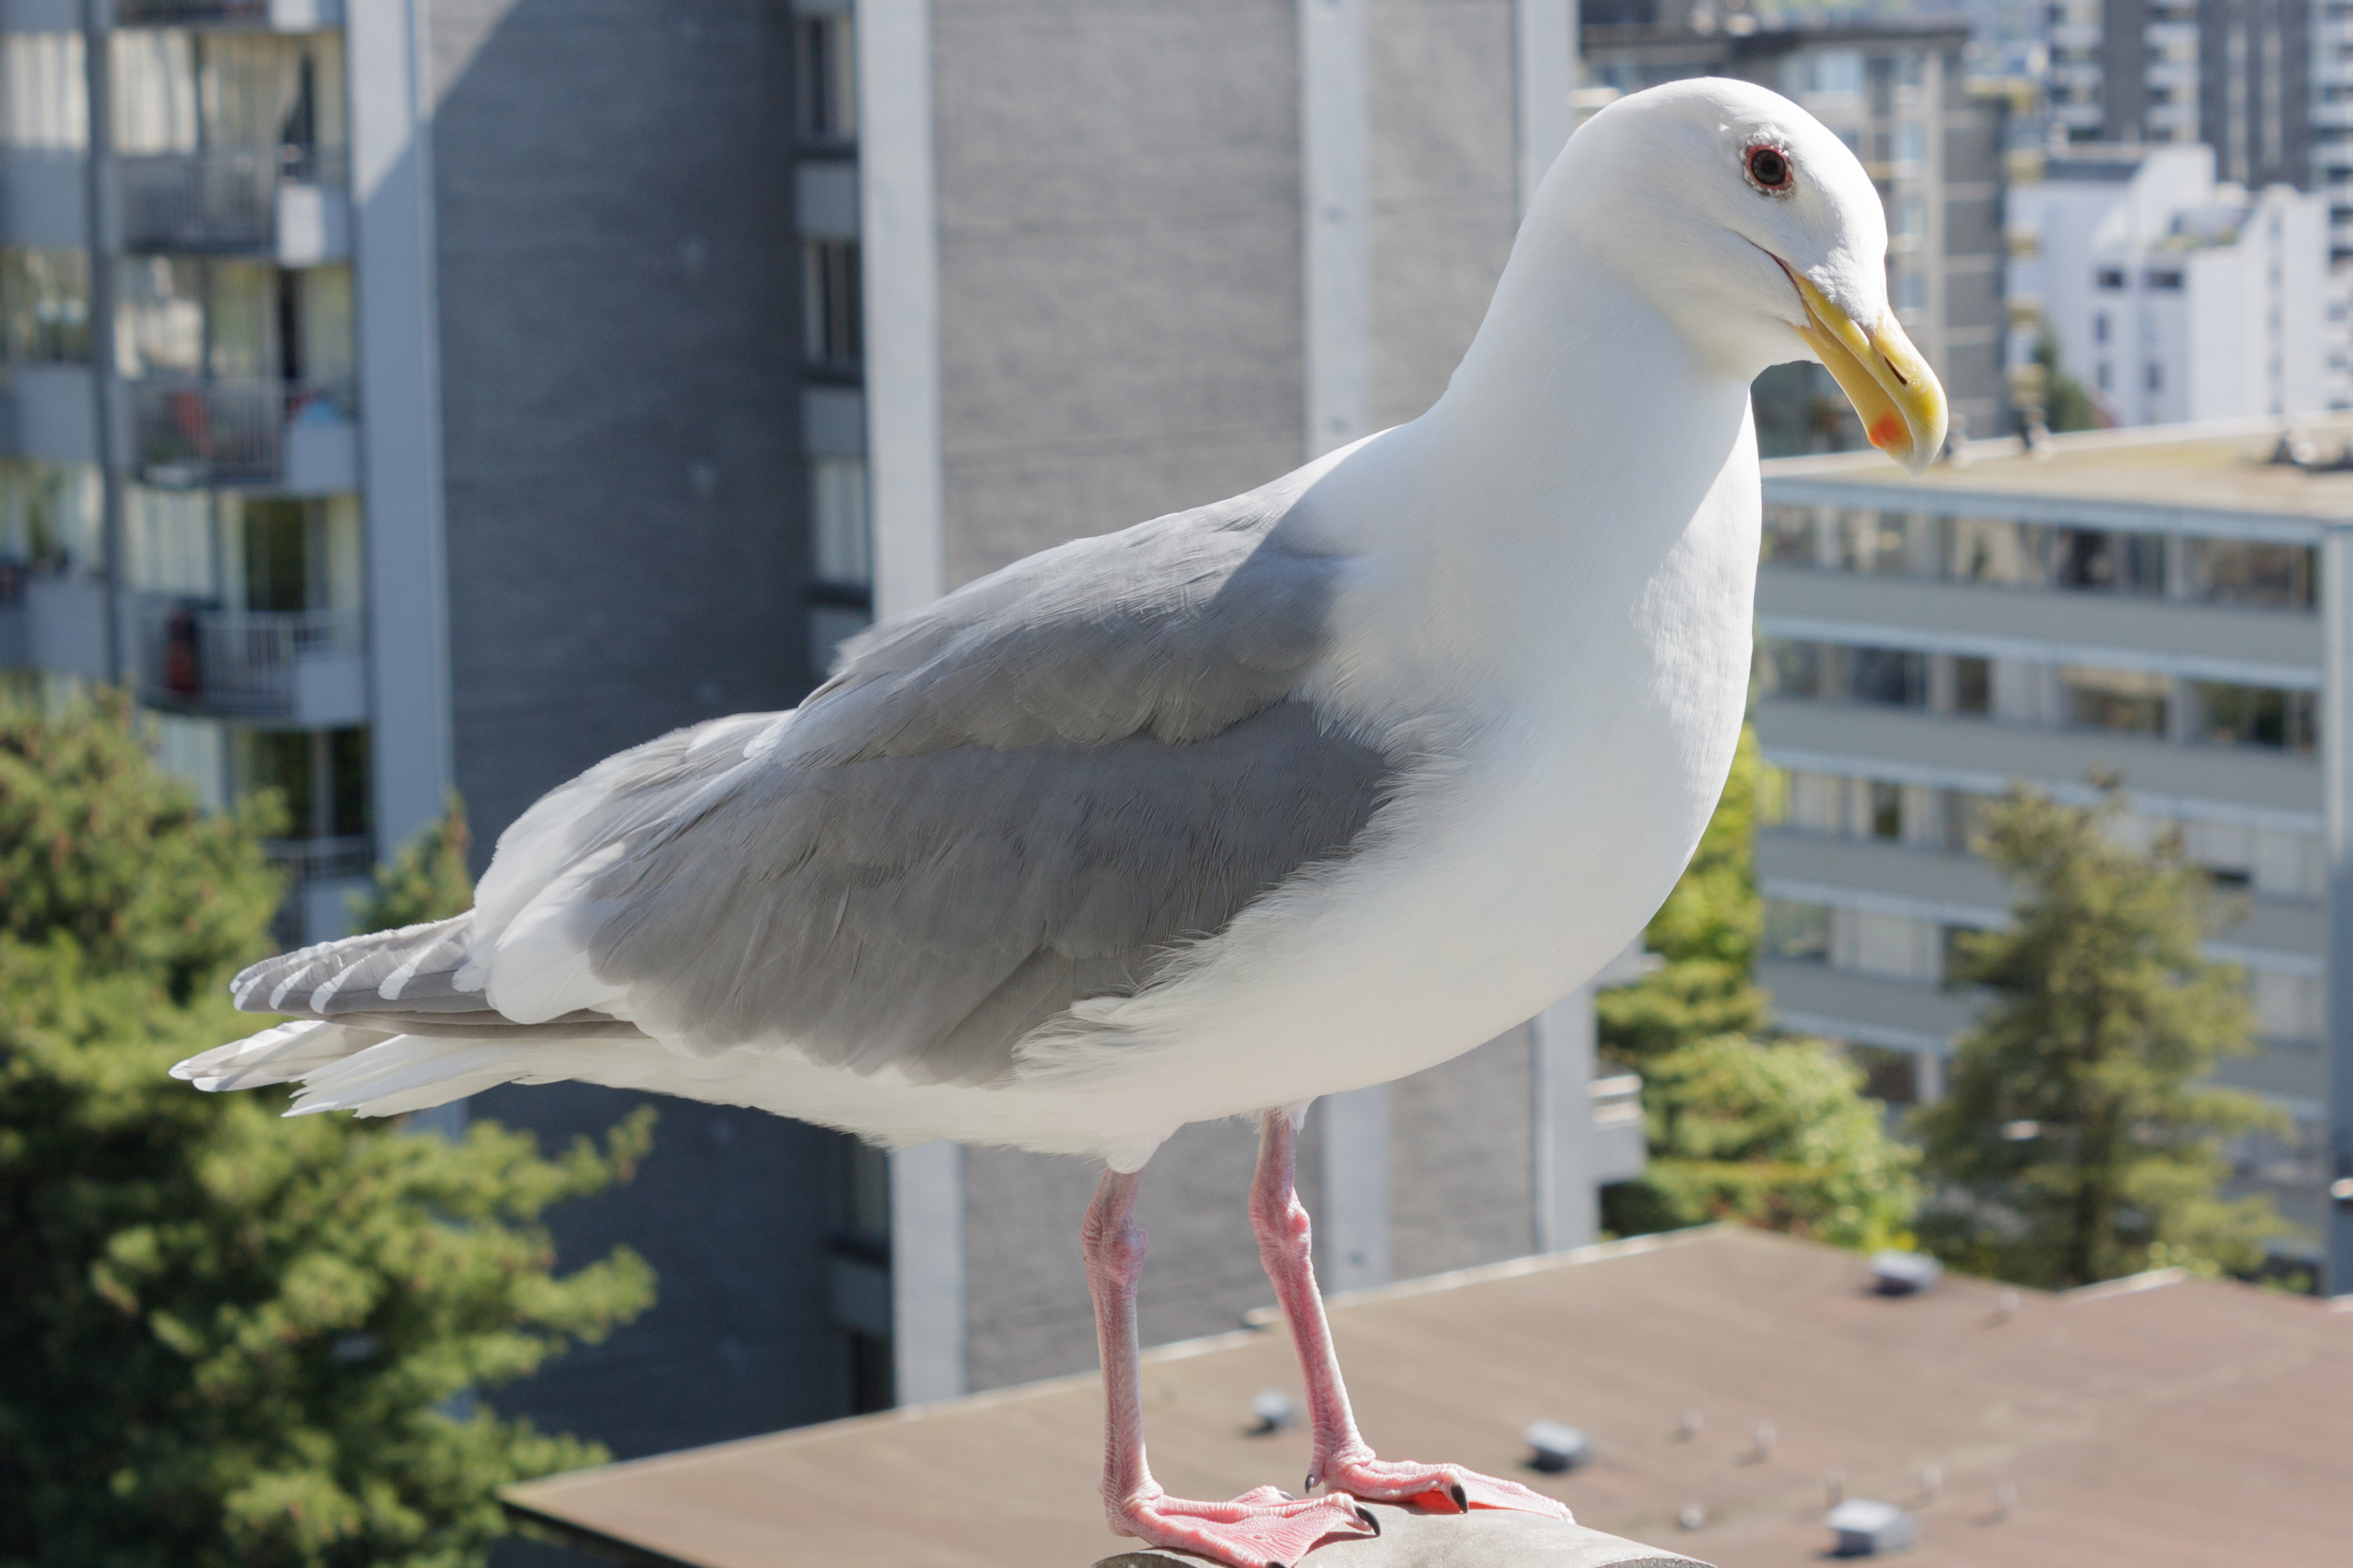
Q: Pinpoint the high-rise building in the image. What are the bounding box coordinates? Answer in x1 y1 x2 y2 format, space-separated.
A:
1753 419 2353 1287
4 0 1645 1471
2007 142 2332 424
1582 7 2013 448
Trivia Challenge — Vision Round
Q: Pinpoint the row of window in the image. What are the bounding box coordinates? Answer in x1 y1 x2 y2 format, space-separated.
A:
1765 898 2326 1041
1 248 355 391
1760 638 2319 754
2 29 344 158
1762 766 2329 900
1763 504 2317 608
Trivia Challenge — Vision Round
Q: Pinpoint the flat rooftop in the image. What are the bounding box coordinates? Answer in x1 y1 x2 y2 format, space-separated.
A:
502 1227 2352 1568
1764 417 2353 523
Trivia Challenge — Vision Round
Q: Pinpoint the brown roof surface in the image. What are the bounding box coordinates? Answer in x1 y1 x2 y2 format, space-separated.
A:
502 1227 2353 1568
1763 416 2353 520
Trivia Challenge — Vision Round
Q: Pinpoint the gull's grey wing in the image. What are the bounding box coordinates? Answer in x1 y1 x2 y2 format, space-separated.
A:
229 474 1395 1087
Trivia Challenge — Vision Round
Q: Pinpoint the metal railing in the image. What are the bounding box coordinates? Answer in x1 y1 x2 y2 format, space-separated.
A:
117 145 349 252
135 597 363 718
129 376 354 486
115 1 274 21
265 834 375 885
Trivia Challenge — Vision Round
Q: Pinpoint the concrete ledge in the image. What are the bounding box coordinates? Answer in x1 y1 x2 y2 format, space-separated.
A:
1096 1504 1711 1568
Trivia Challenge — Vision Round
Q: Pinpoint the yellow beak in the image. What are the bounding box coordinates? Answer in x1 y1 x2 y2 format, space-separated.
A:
1785 268 1948 476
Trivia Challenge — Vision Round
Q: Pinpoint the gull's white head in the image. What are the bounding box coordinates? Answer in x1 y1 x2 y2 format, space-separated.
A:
1535 76 1948 474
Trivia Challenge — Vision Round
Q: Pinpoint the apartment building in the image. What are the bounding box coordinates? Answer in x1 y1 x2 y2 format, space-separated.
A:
1753 419 2353 1289
1582 9 2011 449
11 0 1650 1468
2007 142 2331 424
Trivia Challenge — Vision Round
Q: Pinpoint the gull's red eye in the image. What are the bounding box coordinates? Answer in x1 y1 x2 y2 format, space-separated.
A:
1745 144 1794 194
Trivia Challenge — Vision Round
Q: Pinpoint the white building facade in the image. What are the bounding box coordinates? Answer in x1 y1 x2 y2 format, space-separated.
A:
2009 144 2332 424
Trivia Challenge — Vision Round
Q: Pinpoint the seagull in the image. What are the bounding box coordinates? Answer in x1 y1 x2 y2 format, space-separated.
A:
177 79 1943 1568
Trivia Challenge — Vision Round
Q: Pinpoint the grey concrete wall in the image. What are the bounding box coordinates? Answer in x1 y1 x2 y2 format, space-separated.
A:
930 0 1305 586
472 1083 853 1460
427 0 810 851
1366 0 1516 429
963 1114 1331 1391
1390 1026 1537 1278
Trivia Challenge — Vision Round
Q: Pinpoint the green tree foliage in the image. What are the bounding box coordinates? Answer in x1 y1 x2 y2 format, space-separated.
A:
1599 725 1919 1247
0 694 655 1568
352 794 475 933
1597 724 1770 1063
2034 331 2101 434
1607 1035 1919 1252
1915 788 2292 1288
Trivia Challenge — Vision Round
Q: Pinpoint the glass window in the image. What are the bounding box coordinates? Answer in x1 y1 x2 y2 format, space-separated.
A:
1944 517 2044 585
0 34 89 152
0 460 104 577
804 237 862 367
1943 791 1995 854
797 13 857 142
2051 528 2163 593
1849 646 1929 708
2185 539 2314 608
1953 655 1992 714
1844 1045 1919 1106
2193 682 2317 752
1763 900 1830 962
811 456 871 588
0 248 90 364
1761 504 1817 564
1868 780 1902 839
2060 666 2170 735
2096 267 2126 288
1758 638 1821 699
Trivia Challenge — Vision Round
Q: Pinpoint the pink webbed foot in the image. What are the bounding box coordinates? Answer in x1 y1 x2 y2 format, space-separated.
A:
1111 1484 1380 1568
1315 1454 1572 1522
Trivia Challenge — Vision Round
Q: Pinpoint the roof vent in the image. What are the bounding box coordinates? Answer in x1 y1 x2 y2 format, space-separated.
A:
1522 1420 1592 1473
1826 1498 1917 1556
1871 1251 1944 1296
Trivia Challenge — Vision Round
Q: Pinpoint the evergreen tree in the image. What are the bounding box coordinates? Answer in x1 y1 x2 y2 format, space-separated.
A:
0 694 655 1568
1599 725 1919 1246
1916 787 2292 1288
352 794 475 932
1597 724 1770 1063
2033 331 2101 434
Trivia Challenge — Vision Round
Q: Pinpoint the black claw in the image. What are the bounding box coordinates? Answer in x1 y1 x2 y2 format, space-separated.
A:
1450 1483 1469 1512
1355 1506 1381 1536
1303 1472 1318 1494
1277 1491 1295 1502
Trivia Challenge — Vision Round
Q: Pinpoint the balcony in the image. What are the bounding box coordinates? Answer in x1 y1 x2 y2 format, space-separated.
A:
129 376 357 489
134 597 366 723
117 147 350 263
265 833 373 884
115 1 345 27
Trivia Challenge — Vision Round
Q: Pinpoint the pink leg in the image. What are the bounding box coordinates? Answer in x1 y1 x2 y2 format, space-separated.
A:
1084 1164 1376 1567
1249 1108 1571 1521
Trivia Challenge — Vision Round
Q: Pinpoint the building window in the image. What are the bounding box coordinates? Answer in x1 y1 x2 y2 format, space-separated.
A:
804 236 862 368
0 33 89 152
1894 195 1929 240
811 455 871 590
0 248 89 364
2060 666 2170 736
2146 361 2163 392
1952 655 1991 715
1868 779 1902 839
236 724 371 847
797 11 857 142
2051 527 2163 594
2096 360 2112 391
1894 269 1927 313
2147 269 2184 290
1893 123 1927 165
2193 683 2317 752
2096 268 2125 289
1848 646 1929 708
2093 311 2108 344
2186 540 2314 607
1758 638 1821 699
1763 899 1830 963
1844 1045 1920 1107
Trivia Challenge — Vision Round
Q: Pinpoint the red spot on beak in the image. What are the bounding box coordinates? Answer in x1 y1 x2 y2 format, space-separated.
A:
1868 413 1905 452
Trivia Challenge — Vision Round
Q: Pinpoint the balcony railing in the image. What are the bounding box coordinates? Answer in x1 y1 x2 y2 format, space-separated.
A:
265 834 374 885
115 2 273 27
135 597 363 718
117 145 349 253
129 376 354 486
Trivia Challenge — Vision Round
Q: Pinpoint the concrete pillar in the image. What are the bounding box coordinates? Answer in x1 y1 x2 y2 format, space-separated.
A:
1531 986 1600 1252
890 1140 968 1404
1299 0 1371 459
1317 1084 1393 1292
2319 527 2353 1293
857 0 945 617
